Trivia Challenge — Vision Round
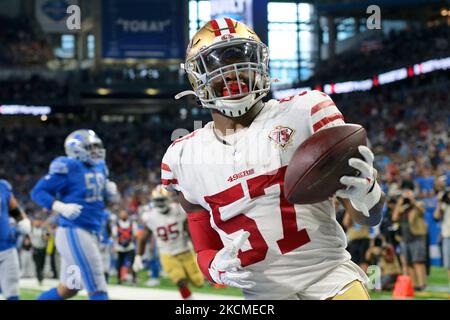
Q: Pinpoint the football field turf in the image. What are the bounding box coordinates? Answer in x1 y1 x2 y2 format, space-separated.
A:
18 267 449 300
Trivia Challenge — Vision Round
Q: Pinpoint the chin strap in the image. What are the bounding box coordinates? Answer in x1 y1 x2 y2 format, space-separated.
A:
175 90 197 100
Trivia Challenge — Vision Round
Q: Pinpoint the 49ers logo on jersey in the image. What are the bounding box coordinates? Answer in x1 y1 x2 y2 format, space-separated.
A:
268 126 294 148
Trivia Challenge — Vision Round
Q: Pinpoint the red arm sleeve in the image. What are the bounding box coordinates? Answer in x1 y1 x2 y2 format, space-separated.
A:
187 210 224 282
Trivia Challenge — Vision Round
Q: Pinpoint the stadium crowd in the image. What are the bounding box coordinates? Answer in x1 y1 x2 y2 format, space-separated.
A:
1 72 448 291
311 23 450 83
0 13 448 292
0 15 52 67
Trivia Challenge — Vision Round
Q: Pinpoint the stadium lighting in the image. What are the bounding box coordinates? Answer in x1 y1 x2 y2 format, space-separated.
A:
145 88 160 95
273 55 450 99
0 105 51 115
97 88 111 95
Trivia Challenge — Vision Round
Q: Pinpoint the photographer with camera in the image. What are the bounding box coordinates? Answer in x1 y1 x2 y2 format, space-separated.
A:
365 237 401 290
392 189 428 291
434 184 450 291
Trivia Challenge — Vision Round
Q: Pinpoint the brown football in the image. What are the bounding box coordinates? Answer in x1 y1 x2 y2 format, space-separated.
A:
284 124 367 204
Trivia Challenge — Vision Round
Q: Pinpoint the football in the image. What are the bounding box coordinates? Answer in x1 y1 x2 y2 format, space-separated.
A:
284 124 367 204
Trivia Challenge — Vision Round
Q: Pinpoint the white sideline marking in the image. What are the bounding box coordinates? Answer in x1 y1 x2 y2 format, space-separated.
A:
20 278 243 300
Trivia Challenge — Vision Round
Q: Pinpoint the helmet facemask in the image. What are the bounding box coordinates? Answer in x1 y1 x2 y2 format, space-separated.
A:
185 39 270 117
85 139 106 164
153 196 170 214
151 184 173 214
64 130 106 165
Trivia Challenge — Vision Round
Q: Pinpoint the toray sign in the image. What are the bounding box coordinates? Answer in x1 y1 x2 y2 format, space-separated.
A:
210 0 253 27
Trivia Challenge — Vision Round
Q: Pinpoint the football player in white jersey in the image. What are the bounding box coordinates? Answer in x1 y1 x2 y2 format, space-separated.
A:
133 185 204 299
162 18 385 300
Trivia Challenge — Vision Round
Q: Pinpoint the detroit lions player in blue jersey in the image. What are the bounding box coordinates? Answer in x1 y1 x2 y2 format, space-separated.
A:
0 179 32 300
31 129 119 300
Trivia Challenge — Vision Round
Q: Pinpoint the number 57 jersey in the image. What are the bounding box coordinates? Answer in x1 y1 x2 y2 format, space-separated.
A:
161 91 361 299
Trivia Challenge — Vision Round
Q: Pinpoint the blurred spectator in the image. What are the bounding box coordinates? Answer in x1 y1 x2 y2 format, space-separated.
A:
378 197 401 247
365 239 401 290
99 210 113 283
112 209 138 285
344 211 371 272
0 76 68 103
30 218 49 285
45 223 58 279
392 189 428 291
309 24 450 84
434 185 450 289
0 15 53 67
20 234 34 278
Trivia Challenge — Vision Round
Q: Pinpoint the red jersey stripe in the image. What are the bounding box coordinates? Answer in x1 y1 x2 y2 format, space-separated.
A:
310 100 335 116
161 163 171 172
313 113 344 132
162 178 178 185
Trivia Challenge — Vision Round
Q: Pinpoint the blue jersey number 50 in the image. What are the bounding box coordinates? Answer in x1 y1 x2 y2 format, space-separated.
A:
85 173 105 202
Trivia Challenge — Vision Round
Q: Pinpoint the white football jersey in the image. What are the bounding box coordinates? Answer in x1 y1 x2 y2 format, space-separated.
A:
161 90 363 299
141 203 191 255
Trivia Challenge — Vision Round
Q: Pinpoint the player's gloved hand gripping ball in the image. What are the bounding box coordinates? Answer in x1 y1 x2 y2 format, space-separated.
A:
209 232 256 289
284 124 381 216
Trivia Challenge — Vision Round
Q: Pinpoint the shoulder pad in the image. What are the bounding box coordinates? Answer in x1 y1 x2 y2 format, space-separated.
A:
0 179 12 192
282 90 344 134
161 146 181 192
141 211 152 224
49 157 71 175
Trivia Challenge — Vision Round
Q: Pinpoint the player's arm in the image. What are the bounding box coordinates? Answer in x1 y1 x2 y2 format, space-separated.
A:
102 166 120 203
161 149 253 288
9 194 32 234
339 196 385 227
31 159 69 210
31 160 82 220
342 210 353 229
132 226 151 272
180 192 254 288
300 91 384 226
136 226 151 256
179 192 222 281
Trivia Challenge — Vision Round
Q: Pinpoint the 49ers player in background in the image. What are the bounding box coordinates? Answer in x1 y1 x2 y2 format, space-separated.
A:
162 17 386 300
133 185 204 299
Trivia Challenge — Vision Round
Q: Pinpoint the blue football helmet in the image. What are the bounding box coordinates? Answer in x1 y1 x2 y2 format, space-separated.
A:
64 129 106 165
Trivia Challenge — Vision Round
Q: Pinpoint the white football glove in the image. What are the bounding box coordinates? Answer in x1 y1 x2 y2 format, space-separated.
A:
17 218 32 235
106 180 118 196
209 232 255 289
132 255 144 272
52 200 83 220
105 180 120 202
335 145 382 217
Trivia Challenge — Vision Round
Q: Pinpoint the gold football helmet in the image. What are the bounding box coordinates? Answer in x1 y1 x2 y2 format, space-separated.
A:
151 184 174 213
177 17 270 117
